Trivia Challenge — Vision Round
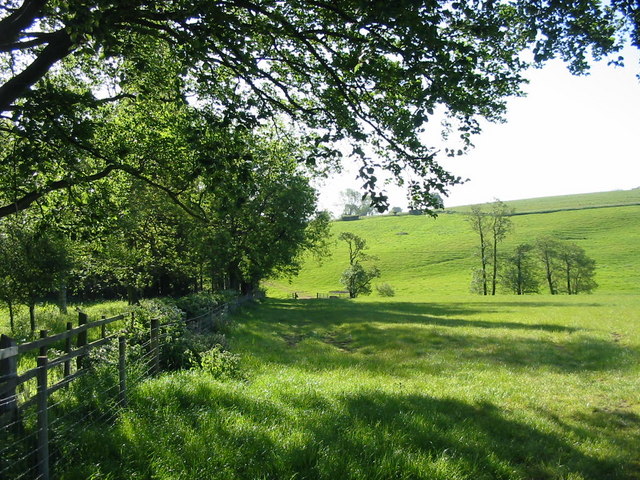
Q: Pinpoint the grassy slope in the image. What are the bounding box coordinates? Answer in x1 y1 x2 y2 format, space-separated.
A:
268 189 640 297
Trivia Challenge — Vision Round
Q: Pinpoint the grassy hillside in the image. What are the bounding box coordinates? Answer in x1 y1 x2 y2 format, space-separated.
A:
268 189 640 297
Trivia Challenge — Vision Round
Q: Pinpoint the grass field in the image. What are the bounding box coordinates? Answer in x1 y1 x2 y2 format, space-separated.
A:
267 190 640 298
59 294 640 479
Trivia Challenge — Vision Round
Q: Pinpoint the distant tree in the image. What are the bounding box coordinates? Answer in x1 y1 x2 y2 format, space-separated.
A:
535 237 563 295
557 243 598 294
467 206 491 295
489 200 514 295
338 232 380 298
340 189 375 217
499 244 540 295
341 263 381 299
391 207 403 216
467 200 513 295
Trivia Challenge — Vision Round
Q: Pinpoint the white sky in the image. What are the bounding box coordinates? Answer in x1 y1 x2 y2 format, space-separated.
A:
316 47 640 214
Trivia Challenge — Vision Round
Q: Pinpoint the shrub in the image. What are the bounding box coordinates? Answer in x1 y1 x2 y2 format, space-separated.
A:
174 292 225 318
196 344 241 379
162 331 229 371
376 283 396 297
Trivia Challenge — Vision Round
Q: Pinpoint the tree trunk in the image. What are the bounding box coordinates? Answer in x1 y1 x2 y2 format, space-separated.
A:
491 239 498 295
8 302 15 332
126 285 138 305
479 230 488 296
57 282 68 314
29 302 36 332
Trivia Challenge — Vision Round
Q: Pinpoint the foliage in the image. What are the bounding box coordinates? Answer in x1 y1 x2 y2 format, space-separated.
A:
340 263 381 299
0 215 73 331
1 0 638 221
340 189 375 217
499 243 541 294
556 242 598 294
376 283 396 297
174 292 226 319
195 345 241 380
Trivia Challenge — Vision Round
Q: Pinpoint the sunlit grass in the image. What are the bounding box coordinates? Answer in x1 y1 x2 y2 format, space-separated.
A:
59 294 640 479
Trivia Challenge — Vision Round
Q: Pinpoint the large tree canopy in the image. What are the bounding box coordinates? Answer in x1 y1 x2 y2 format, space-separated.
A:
0 0 638 217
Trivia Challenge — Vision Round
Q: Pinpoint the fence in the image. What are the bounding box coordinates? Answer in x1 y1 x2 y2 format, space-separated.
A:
0 294 256 480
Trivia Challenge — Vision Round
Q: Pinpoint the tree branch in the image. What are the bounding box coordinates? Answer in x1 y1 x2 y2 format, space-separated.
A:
0 29 74 113
0 0 47 46
0 163 119 219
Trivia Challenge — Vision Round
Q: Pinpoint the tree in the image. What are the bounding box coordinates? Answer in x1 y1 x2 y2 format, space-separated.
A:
489 200 514 295
338 232 380 298
341 263 381 299
340 189 375 217
1 1 637 220
467 206 491 295
535 237 563 295
391 207 402 216
0 217 73 331
499 243 540 295
467 200 513 295
557 243 598 294
534 237 598 295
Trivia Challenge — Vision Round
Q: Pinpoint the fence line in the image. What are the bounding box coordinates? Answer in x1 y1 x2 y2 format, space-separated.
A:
0 292 259 480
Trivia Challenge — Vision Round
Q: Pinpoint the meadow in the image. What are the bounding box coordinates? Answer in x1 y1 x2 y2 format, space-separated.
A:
4 190 639 479
58 293 640 479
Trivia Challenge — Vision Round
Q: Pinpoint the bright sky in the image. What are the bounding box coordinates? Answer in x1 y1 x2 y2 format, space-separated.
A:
316 47 640 215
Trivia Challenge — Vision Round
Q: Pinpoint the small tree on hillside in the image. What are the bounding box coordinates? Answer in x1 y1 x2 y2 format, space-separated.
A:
338 232 380 298
557 243 598 294
467 206 491 295
499 243 540 295
341 263 381 298
535 236 562 295
489 200 514 295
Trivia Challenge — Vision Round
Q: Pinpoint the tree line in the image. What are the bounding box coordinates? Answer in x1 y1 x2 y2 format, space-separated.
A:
467 201 597 295
0 125 331 333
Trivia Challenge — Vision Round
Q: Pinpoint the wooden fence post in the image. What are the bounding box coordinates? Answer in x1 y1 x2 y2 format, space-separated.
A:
150 319 160 375
101 315 107 338
118 337 127 407
36 355 49 480
77 312 88 369
0 335 19 430
39 330 48 357
64 322 72 379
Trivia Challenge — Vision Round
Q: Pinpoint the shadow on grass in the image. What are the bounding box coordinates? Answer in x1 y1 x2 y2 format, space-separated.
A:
236 299 639 374
61 376 633 479
262 298 584 332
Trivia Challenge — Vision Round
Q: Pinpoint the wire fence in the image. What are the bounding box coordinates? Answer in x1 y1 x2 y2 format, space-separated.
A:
0 293 258 480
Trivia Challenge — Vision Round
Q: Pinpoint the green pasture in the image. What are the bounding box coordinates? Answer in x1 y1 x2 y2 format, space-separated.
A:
268 190 640 298
59 294 640 479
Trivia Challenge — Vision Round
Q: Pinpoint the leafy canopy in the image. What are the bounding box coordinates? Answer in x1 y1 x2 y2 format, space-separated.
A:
0 0 637 217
